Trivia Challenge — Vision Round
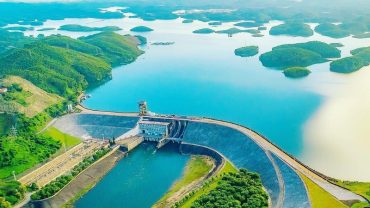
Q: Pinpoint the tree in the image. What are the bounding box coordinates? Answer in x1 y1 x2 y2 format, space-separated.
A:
0 197 11 208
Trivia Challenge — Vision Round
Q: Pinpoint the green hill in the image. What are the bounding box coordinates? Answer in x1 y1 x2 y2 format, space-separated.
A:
315 23 351 38
0 42 111 96
193 28 214 34
130 26 153 32
283 67 311 78
0 30 33 54
0 32 143 97
42 35 102 55
330 46 370 73
260 41 340 69
234 46 259 57
270 22 313 37
330 57 365 73
80 32 144 66
273 41 341 58
260 47 324 68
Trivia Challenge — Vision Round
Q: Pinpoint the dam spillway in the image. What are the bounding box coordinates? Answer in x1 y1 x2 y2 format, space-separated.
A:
53 113 305 207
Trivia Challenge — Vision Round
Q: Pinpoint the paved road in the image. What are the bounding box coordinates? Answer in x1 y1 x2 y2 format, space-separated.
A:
265 151 285 208
76 106 366 203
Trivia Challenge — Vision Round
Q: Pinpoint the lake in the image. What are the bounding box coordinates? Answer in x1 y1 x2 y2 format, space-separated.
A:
16 12 370 206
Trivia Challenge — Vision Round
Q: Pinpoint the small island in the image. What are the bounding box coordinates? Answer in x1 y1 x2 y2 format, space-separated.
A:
59 24 121 32
182 19 193 24
130 26 154 32
5 26 34 31
269 22 313 37
216 27 260 35
193 28 214 34
283 67 311 78
234 46 259 57
37 27 55 31
208 21 222 26
234 21 262 28
315 23 350 38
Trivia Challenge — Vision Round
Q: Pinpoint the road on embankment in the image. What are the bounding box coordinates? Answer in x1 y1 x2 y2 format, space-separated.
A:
77 105 366 203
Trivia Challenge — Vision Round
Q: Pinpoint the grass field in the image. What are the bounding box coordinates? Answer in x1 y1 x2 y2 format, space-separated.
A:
179 160 237 208
2 76 62 117
43 127 81 149
154 156 214 208
336 181 370 201
335 181 370 208
299 173 348 208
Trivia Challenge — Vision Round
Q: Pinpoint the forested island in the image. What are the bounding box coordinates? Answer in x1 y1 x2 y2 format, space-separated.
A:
234 21 263 28
330 46 370 73
216 27 260 35
259 41 340 68
315 23 350 38
283 67 311 78
315 22 370 39
59 24 121 32
182 19 193 23
130 26 153 32
193 28 214 34
3 26 34 31
234 46 259 57
208 21 222 26
269 22 313 37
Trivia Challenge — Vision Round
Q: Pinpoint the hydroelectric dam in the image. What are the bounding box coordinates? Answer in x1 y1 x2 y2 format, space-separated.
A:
48 102 367 208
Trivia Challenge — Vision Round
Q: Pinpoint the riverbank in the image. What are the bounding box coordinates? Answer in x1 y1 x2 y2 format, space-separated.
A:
74 106 366 203
153 155 215 208
303 65 370 181
26 147 125 208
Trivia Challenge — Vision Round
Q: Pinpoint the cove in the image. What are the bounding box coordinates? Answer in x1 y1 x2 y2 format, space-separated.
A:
75 143 189 208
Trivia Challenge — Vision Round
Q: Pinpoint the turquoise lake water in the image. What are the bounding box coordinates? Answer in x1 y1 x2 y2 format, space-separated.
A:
22 14 370 207
75 143 189 208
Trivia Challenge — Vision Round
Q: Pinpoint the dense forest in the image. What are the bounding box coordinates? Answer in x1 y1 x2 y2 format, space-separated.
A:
0 29 144 206
259 41 340 69
191 169 268 208
234 46 259 57
0 31 143 97
330 47 370 73
270 22 313 37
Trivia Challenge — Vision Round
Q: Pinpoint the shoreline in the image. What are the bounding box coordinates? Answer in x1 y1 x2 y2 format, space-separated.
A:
26 147 125 208
74 105 367 202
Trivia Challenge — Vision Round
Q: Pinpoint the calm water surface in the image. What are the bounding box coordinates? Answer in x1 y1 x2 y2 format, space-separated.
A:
19 14 370 206
75 143 189 208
